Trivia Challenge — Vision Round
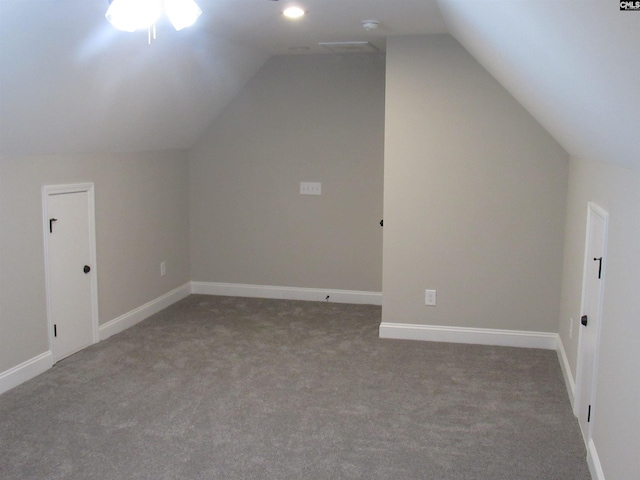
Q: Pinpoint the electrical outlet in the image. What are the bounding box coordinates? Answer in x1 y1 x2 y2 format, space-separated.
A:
160 261 166 277
425 289 436 306
300 182 322 195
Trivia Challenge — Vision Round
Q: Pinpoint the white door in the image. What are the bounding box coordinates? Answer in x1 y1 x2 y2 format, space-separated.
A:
575 202 608 443
43 184 98 361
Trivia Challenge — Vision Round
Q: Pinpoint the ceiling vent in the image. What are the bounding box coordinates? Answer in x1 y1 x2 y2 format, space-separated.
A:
318 41 379 53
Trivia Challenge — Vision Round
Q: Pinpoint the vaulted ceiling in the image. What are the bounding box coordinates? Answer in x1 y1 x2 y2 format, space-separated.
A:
0 1 638 169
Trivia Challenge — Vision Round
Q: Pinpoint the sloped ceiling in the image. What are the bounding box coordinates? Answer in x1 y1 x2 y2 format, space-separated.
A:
439 0 640 170
0 1 271 156
0 1 638 170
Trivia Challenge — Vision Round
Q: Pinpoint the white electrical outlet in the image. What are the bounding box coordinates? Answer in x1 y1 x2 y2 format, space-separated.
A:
425 289 436 306
300 182 322 195
160 261 166 277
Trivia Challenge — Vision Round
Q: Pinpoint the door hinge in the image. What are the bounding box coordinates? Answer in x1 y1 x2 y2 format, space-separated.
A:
593 256 603 279
49 218 58 233
587 405 591 423
53 324 57 337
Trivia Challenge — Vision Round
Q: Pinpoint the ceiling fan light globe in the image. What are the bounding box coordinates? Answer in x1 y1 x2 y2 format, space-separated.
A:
165 0 202 31
105 0 161 32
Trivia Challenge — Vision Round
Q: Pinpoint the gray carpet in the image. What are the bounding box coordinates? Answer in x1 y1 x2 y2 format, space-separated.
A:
0 295 590 479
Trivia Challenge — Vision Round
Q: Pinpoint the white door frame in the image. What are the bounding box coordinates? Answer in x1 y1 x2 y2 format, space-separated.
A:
42 183 99 360
574 202 608 442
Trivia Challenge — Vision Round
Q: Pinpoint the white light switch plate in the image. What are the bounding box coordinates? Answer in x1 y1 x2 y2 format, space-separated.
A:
300 182 322 195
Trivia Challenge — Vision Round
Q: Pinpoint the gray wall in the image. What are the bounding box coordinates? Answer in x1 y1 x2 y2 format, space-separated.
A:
0 151 190 372
189 54 385 292
1 33 637 480
558 157 640 480
382 36 569 332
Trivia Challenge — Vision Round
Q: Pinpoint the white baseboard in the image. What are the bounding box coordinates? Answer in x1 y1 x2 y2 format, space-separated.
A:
587 438 606 480
0 351 53 395
99 282 191 341
378 322 558 350
191 281 382 305
556 335 576 410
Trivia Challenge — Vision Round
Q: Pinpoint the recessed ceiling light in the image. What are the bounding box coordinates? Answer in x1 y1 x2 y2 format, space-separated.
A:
283 6 305 19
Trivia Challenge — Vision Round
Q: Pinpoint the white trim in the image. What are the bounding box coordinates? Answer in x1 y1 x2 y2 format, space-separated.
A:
556 335 576 409
587 438 606 480
191 281 382 305
0 351 53 395
378 322 557 350
99 283 191 340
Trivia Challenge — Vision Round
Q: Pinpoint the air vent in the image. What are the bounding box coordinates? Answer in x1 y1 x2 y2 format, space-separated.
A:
318 41 379 53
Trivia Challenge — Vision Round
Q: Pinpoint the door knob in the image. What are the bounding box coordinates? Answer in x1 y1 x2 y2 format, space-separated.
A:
83 265 91 274
581 315 588 327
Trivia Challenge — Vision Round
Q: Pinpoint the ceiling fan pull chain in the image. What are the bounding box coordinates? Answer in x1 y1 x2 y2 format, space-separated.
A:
147 23 157 45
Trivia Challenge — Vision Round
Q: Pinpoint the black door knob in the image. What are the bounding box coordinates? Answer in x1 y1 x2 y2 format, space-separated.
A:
83 265 91 274
581 315 588 327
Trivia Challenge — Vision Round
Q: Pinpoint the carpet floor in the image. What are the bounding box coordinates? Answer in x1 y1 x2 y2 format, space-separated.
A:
0 295 590 479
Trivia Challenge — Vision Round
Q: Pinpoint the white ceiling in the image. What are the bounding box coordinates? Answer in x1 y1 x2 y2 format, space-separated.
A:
199 0 448 53
440 0 640 171
0 0 638 170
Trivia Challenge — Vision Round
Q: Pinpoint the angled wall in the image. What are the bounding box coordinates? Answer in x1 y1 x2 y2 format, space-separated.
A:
382 35 569 333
